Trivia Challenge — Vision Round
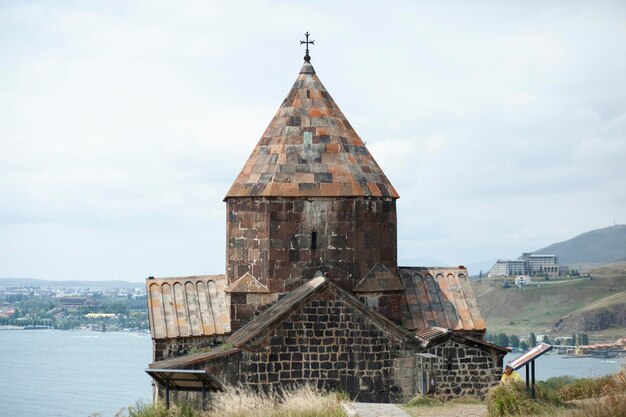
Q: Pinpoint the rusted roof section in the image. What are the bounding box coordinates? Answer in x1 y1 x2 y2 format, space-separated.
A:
146 275 230 340
415 326 449 342
225 61 399 199
354 263 405 293
399 267 486 332
450 333 510 353
225 272 270 294
145 369 225 392
149 347 242 370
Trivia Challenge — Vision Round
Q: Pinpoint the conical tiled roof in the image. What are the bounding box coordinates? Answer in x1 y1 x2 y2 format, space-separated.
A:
225 61 399 199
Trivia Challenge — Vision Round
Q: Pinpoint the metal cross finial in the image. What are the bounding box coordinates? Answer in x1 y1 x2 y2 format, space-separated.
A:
300 31 314 62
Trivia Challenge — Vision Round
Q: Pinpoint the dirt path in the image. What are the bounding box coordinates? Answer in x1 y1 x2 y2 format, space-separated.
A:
403 403 487 417
344 402 487 417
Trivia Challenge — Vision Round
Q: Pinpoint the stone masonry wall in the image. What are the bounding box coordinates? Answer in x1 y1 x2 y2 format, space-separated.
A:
426 339 503 400
153 335 228 362
226 197 397 293
237 290 418 402
227 292 278 332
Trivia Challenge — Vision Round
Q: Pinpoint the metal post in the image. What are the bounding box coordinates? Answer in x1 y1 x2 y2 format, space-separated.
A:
531 360 536 399
525 364 530 390
202 384 206 410
165 380 170 409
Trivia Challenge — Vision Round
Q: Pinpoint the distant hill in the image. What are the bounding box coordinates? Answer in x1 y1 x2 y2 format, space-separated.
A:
472 263 626 338
533 224 626 266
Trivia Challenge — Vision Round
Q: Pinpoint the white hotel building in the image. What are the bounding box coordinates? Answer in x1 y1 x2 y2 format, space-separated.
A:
488 253 562 277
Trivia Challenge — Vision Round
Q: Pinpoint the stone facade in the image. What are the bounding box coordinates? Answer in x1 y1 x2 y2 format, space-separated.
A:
226 197 397 293
153 335 227 362
226 292 277 332
426 339 503 400
151 281 505 403
237 294 418 402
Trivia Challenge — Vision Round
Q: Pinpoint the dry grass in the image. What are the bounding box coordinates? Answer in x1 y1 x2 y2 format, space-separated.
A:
486 368 626 417
121 385 346 417
561 368 626 417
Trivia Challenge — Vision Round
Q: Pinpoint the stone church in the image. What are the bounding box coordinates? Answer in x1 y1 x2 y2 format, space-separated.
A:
145 41 507 403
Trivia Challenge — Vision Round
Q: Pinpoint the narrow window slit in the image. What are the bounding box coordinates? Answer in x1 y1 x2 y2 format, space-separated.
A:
311 231 317 250
306 90 310 99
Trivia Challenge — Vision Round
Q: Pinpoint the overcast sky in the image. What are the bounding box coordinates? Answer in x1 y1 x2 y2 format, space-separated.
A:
1 1 625 281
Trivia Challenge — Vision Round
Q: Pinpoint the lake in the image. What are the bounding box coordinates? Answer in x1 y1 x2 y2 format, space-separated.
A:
0 329 624 417
503 352 625 380
0 329 152 417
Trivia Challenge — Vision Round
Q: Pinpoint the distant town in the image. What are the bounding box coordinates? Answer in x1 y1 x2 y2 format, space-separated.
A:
0 282 148 332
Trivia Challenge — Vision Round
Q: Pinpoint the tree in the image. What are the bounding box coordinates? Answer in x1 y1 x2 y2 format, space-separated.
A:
568 333 577 346
497 333 510 347
529 332 537 347
510 335 520 348
479 270 483 279
542 335 551 344
519 341 529 351
578 333 589 345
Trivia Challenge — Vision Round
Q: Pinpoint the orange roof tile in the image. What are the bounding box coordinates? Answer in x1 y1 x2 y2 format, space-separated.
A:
224 61 398 200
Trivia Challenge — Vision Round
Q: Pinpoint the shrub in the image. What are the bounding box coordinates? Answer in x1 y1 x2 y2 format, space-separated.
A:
537 375 578 392
486 381 561 416
405 395 443 407
558 375 612 401
123 401 198 417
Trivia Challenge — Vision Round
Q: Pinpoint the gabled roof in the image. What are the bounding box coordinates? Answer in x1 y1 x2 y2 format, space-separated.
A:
225 61 399 199
226 276 418 348
225 276 326 347
354 263 405 292
400 267 486 332
225 272 270 294
146 275 230 339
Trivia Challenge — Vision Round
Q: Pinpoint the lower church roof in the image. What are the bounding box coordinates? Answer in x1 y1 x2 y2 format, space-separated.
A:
400 267 486 332
147 275 230 339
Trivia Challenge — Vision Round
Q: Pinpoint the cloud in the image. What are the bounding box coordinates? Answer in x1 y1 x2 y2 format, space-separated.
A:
1 1 625 279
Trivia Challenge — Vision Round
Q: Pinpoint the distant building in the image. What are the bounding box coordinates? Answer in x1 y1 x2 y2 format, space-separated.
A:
519 253 559 275
57 296 96 310
514 275 532 286
489 260 526 277
488 253 564 277
85 313 116 318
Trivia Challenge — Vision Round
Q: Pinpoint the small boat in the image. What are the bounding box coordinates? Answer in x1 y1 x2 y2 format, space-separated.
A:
590 350 618 359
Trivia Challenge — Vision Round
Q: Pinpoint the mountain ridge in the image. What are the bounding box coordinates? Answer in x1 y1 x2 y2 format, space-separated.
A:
533 224 626 265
